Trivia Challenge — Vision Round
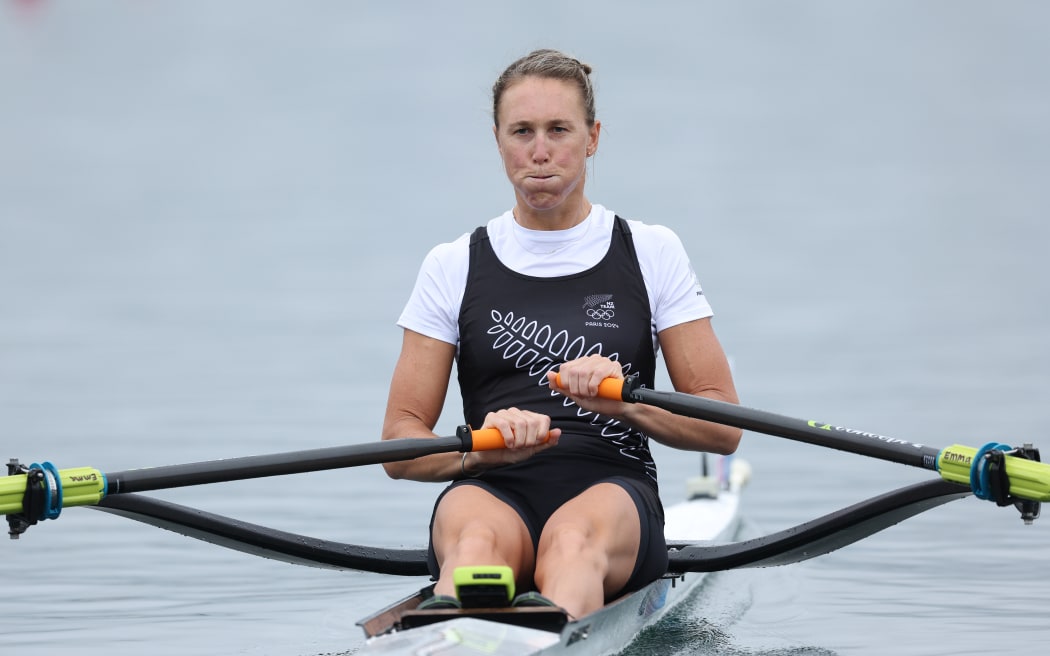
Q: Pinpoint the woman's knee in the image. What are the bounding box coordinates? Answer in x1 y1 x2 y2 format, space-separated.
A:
431 486 534 568
535 483 646 590
540 522 590 554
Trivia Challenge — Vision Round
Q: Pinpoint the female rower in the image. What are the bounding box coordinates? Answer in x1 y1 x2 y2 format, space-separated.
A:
381 48 741 620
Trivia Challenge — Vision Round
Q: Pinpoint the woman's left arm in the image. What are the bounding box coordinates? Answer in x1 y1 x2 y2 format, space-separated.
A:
643 317 742 452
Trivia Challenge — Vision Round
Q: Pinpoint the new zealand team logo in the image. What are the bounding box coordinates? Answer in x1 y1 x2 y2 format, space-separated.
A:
481 308 657 481
582 294 618 327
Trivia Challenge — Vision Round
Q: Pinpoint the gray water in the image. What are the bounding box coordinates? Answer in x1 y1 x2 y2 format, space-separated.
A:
2 1 1049 654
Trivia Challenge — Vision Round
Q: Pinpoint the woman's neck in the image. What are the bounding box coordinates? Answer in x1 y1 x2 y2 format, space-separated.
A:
513 196 592 231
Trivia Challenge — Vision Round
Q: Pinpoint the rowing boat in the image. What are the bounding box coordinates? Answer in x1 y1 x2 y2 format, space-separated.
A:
355 456 752 655
6 379 1048 654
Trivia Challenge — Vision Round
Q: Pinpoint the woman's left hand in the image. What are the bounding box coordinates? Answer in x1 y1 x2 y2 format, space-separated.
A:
547 354 629 419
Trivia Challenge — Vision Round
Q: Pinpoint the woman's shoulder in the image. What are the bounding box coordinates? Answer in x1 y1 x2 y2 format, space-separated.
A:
418 210 511 275
615 212 687 254
423 231 471 262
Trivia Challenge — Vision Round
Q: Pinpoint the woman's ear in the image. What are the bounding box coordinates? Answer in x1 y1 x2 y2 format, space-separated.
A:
588 120 601 157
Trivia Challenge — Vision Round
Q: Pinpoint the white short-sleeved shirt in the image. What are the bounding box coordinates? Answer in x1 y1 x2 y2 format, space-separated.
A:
397 204 712 353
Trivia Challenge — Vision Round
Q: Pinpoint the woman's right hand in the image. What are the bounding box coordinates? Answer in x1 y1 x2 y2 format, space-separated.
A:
464 408 561 474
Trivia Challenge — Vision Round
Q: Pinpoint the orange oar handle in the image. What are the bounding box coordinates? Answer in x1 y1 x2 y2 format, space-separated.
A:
464 376 629 451
469 428 510 451
466 428 557 451
552 374 626 401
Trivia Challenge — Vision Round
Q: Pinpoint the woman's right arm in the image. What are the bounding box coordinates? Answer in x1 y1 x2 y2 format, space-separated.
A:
382 328 562 481
381 328 461 481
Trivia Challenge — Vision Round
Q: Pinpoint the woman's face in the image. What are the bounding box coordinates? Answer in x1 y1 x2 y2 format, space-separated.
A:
494 76 600 220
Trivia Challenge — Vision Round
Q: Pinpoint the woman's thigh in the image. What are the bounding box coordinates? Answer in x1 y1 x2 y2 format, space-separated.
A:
429 483 536 577
536 482 641 595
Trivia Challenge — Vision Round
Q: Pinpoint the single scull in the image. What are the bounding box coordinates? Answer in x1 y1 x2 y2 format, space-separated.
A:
7 379 1049 654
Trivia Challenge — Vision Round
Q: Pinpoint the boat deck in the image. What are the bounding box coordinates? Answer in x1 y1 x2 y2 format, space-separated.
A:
358 586 571 637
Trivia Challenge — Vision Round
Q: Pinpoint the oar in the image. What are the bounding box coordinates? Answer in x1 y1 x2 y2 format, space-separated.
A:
555 374 1049 518
85 478 966 576
3 426 513 538
93 493 430 576
667 478 968 572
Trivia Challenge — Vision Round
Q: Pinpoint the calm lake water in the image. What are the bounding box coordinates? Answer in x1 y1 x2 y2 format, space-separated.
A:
2 2 1049 654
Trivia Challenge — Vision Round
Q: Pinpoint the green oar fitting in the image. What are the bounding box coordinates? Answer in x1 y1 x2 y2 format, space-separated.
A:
936 443 1045 523
453 565 515 608
3 460 106 538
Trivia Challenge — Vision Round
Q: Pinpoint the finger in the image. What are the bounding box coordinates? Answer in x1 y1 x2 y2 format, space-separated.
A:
481 411 517 448
553 356 622 397
517 411 551 448
483 409 551 449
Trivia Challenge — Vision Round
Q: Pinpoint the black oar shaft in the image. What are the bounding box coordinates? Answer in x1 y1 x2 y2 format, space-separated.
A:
628 387 943 469
106 436 464 494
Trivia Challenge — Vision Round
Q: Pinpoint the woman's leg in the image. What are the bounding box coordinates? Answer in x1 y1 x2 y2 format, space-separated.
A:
430 484 535 597
532 482 642 618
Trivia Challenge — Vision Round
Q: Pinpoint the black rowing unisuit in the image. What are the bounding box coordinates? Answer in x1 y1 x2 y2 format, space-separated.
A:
456 216 659 505
428 216 669 593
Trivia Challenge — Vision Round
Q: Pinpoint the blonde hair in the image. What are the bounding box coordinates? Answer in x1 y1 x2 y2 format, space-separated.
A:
492 49 596 127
